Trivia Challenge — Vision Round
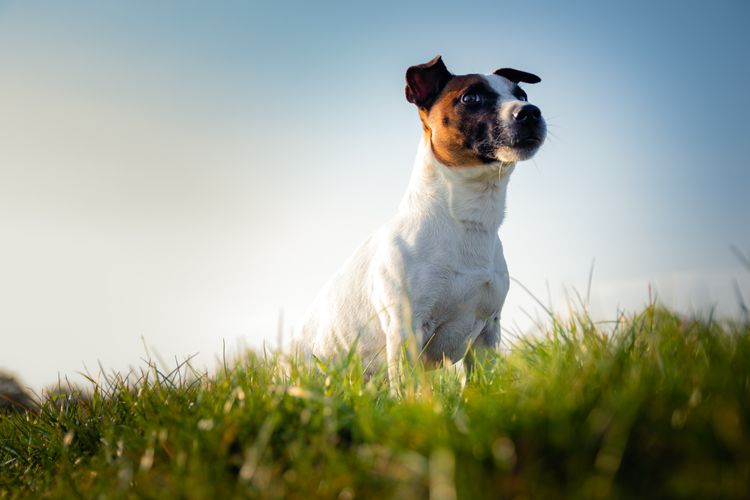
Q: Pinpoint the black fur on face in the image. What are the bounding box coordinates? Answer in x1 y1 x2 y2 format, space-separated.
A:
453 80 504 163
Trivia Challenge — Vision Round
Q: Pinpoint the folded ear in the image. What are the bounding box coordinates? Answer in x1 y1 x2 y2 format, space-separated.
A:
493 68 541 84
405 55 453 109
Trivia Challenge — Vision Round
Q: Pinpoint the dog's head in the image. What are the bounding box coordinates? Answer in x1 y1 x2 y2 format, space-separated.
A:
406 55 546 166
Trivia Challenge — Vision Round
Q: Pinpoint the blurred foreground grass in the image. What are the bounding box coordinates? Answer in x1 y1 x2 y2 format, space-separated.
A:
1 304 749 499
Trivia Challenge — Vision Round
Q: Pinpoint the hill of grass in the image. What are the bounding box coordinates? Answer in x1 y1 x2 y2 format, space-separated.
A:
1 305 749 498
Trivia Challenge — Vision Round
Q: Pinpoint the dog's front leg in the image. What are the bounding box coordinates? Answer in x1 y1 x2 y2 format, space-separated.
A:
371 272 422 390
463 317 501 380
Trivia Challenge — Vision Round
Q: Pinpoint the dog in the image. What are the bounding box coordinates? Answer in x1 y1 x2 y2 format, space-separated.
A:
292 55 546 384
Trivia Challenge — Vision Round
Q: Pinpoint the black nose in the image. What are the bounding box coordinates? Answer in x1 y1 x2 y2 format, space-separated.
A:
513 104 541 123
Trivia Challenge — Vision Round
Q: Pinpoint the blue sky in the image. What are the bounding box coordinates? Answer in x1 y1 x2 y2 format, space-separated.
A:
1 1 749 388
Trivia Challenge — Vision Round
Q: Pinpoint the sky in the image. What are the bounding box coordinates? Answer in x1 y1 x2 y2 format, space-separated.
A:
1 1 749 390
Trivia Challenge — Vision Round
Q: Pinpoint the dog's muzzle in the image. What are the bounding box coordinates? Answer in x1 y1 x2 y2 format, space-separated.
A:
510 104 545 148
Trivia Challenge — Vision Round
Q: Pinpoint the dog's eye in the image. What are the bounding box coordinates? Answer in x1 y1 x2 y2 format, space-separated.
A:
513 88 528 102
460 93 482 105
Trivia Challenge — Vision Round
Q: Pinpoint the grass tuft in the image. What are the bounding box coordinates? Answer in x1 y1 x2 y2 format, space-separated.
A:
1 304 749 498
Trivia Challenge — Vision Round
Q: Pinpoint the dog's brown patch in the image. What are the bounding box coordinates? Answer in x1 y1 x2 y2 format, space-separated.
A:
419 75 501 167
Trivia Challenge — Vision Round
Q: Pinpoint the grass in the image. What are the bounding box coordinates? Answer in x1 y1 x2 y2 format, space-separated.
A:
1 304 749 499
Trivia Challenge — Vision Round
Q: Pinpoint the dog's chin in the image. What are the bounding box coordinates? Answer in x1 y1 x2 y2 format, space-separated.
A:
496 137 544 162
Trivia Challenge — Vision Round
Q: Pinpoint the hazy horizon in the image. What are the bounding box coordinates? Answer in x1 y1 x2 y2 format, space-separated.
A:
2 0 749 390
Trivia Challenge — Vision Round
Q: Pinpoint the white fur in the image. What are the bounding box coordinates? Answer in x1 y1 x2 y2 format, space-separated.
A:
292 74 538 383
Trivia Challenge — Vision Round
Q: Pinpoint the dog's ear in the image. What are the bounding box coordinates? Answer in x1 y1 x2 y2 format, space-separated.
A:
405 55 453 109
493 68 541 84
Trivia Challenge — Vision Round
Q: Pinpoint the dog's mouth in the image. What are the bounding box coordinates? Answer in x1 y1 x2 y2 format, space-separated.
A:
494 131 546 163
511 136 543 149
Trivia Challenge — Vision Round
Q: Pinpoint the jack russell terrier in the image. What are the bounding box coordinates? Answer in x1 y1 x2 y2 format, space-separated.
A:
292 55 546 383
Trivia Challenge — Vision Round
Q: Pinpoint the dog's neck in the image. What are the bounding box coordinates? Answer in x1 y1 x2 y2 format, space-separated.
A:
400 137 515 233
